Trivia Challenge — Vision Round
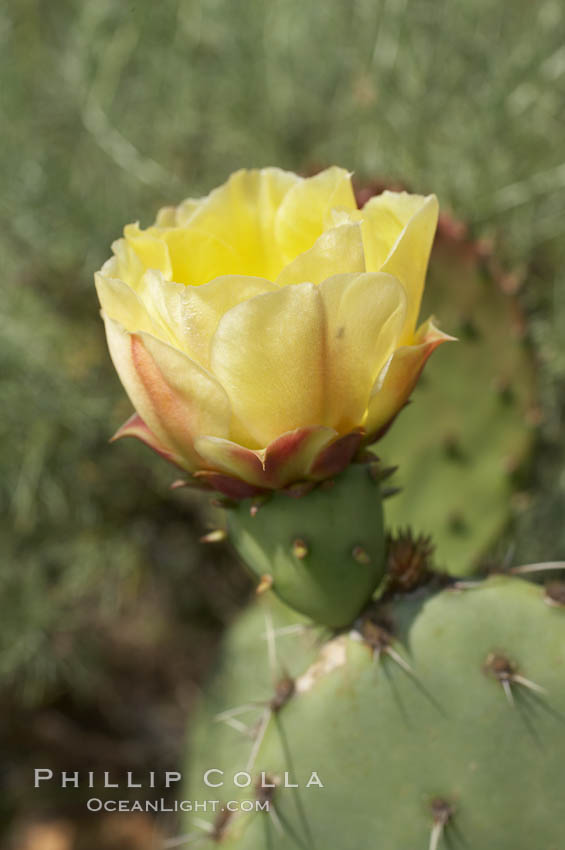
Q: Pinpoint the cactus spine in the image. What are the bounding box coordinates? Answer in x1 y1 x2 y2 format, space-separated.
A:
185 570 565 849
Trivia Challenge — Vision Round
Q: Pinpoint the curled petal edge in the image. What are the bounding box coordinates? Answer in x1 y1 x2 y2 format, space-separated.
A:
111 413 187 469
195 427 339 490
364 318 456 444
185 427 373 497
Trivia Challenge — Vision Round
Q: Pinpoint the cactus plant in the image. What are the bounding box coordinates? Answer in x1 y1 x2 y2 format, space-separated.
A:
379 228 538 576
92 164 544 847
226 462 386 627
179 258 544 846
184 570 565 849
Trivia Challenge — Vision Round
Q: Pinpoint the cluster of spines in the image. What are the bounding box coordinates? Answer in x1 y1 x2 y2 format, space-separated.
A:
177 555 565 848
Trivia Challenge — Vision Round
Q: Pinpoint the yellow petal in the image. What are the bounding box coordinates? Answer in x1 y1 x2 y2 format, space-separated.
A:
109 169 357 288
162 226 242 286
210 283 326 447
110 237 145 289
275 167 357 264
103 315 231 469
98 268 278 370
318 273 407 431
164 168 299 283
95 268 160 336
134 271 191 345
154 205 178 227
157 275 278 367
209 274 406 447
96 268 197 351
276 223 365 286
365 317 454 440
123 223 173 280
193 436 265 487
360 192 439 343
175 197 202 225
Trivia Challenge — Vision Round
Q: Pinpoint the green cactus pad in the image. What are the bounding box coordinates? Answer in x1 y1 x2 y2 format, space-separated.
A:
227 463 386 627
185 576 565 849
380 237 537 576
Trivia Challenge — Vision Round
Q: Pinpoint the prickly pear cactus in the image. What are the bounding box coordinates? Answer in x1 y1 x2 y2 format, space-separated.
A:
178 193 542 848
380 230 537 576
184 574 565 849
226 463 386 627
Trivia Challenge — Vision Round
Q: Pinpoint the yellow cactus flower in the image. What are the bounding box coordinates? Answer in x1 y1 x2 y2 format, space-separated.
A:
95 166 451 498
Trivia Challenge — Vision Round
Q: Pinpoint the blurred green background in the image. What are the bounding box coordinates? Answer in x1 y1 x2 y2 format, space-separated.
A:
2 0 565 846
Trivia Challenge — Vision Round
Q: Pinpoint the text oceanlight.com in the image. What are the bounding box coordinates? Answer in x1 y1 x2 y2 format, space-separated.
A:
86 798 271 813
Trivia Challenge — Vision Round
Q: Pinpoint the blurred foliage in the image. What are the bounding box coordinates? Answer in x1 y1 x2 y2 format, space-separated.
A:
3 0 565 277
1 268 250 706
1 0 565 837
